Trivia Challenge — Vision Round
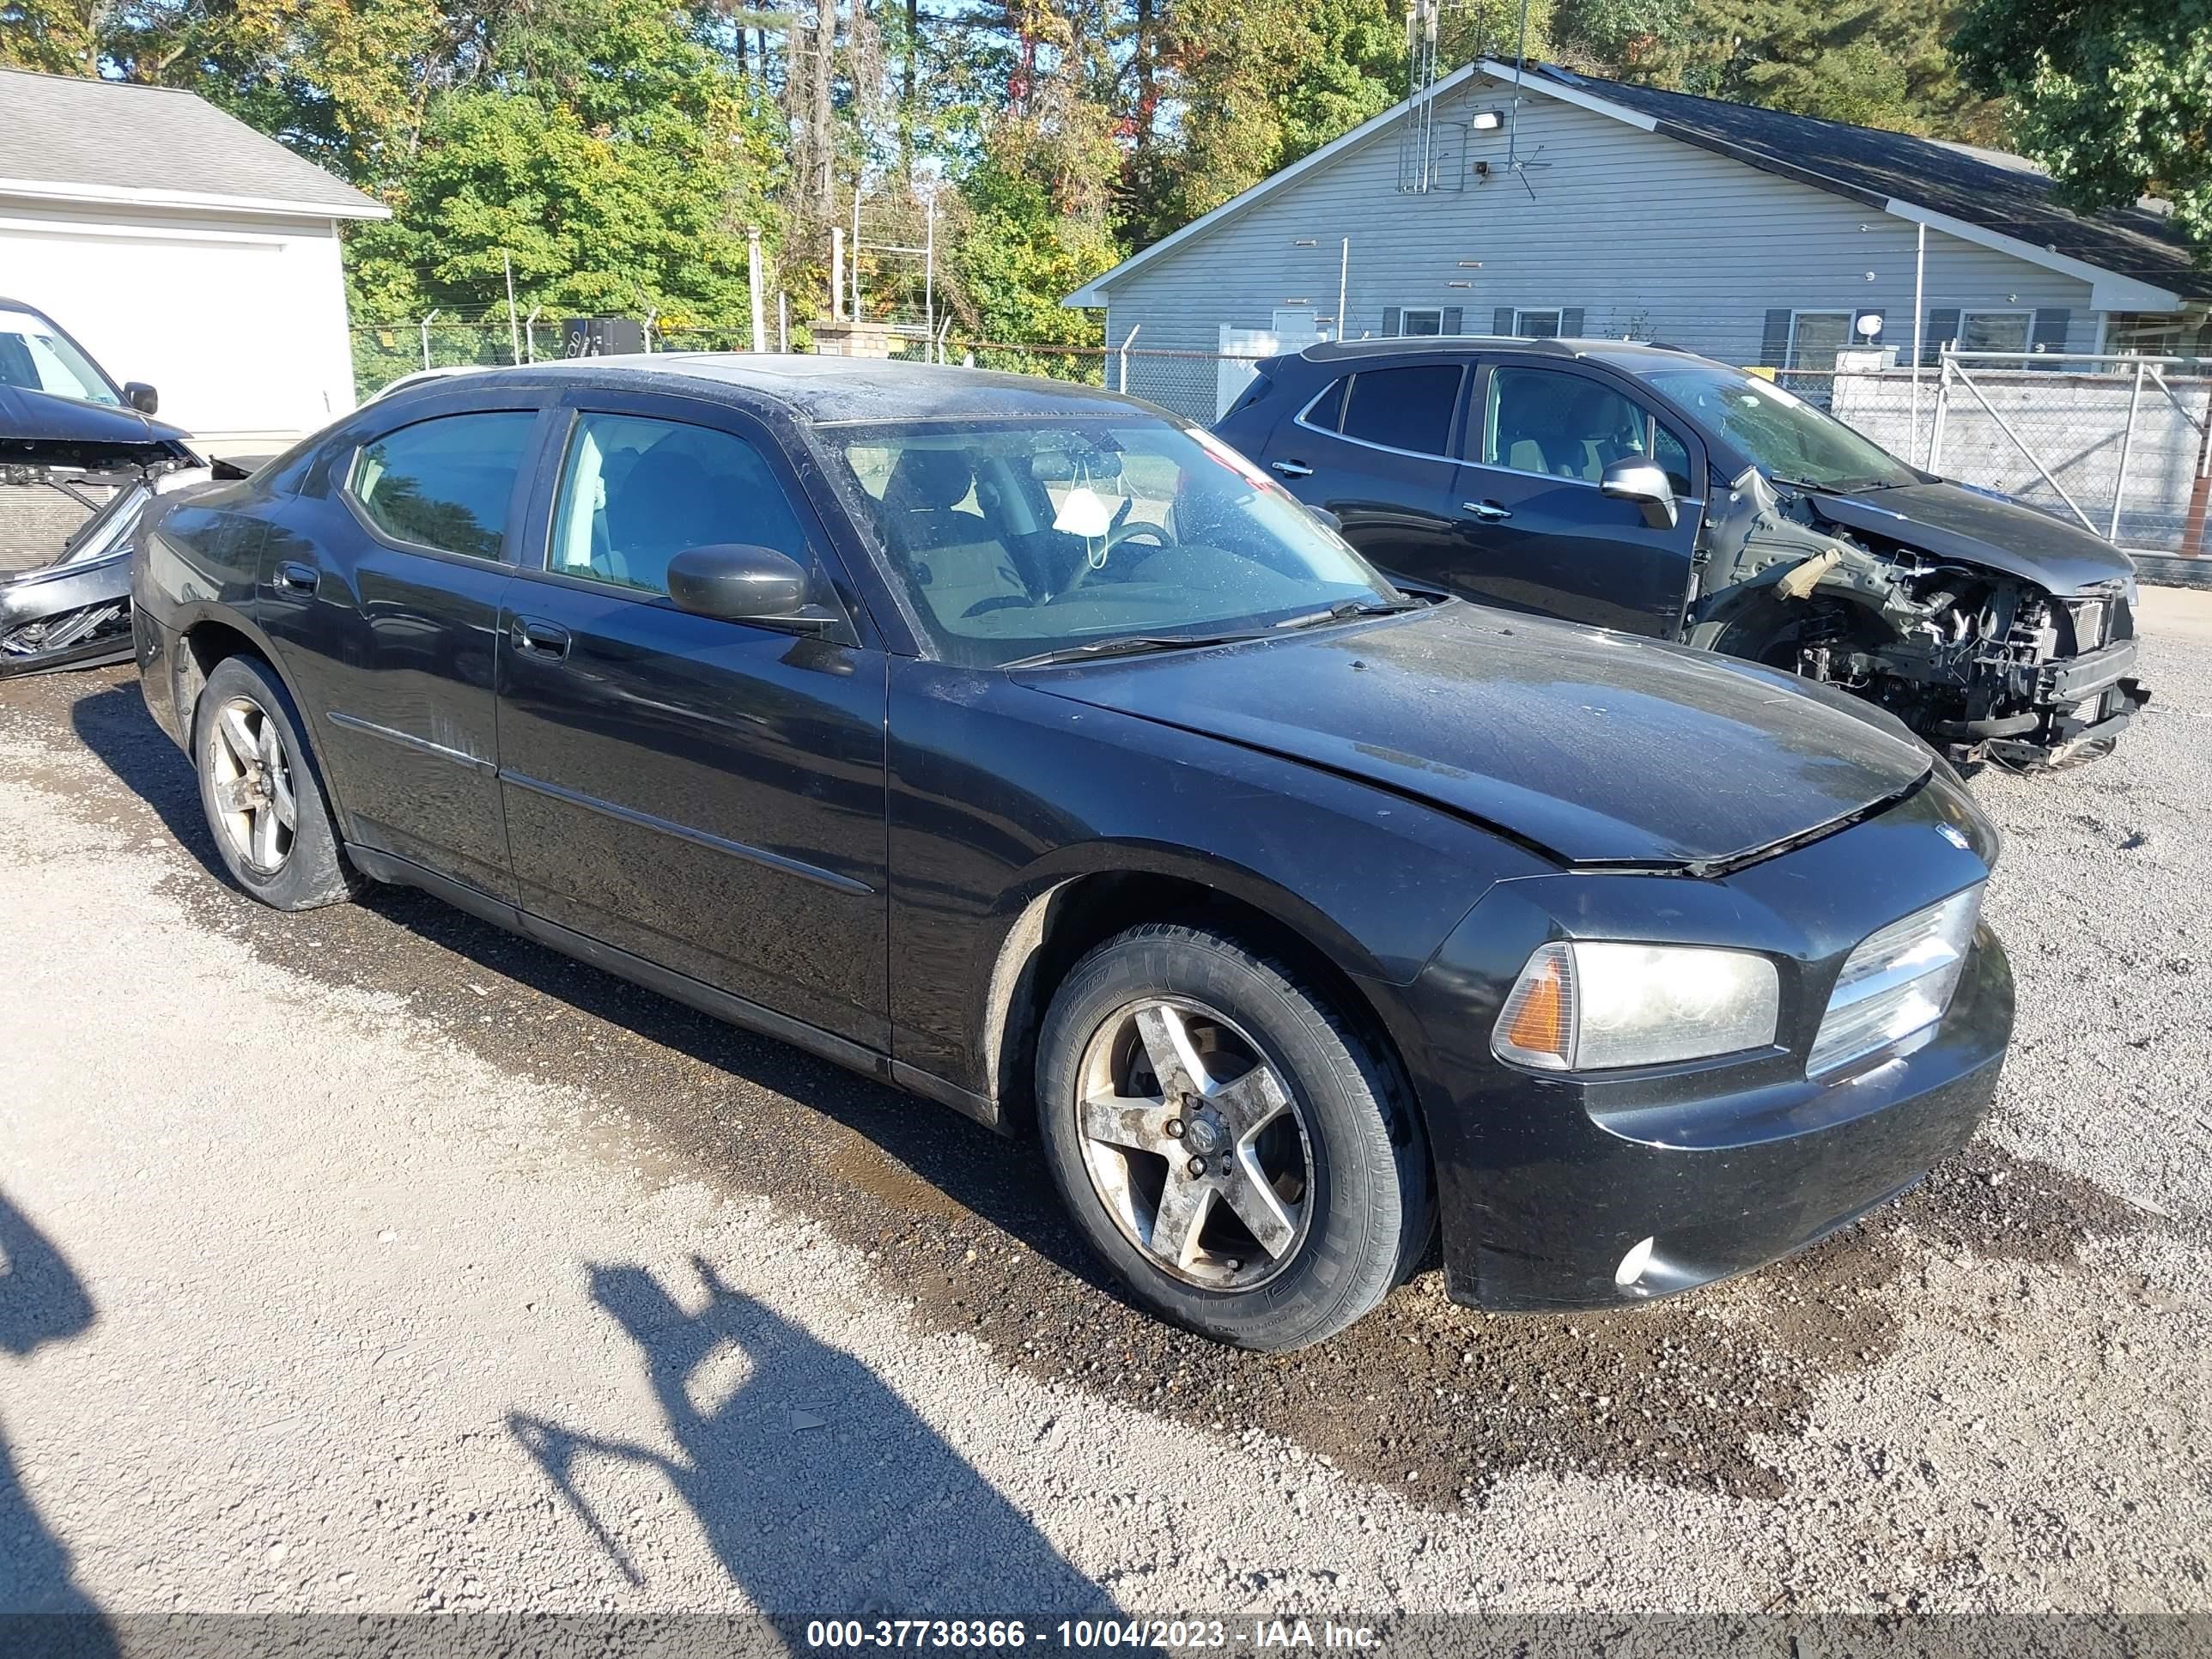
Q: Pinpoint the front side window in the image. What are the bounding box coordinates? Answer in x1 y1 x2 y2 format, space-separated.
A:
1787 311 1852 372
826 417 1400 669
349 411 537 560
1484 367 1668 484
1644 362 1917 491
1339 364 1463 455
548 413 814 598
0 308 120 405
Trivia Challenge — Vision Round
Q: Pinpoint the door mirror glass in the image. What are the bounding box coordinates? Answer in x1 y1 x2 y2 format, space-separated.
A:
124 381 159 416
666 543 815 624
1600 457 1679 530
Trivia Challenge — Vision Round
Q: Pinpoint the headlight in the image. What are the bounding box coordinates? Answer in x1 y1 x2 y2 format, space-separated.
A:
1492 941 1780 1073
1808 886 1981 1076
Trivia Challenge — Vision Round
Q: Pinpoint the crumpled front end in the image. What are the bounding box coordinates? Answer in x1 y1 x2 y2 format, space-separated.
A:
1689 471 2149 769
1 449 207 678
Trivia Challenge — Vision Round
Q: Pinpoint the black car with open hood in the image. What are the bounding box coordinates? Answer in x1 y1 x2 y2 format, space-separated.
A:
1 297 208 678
1217 337 2149 767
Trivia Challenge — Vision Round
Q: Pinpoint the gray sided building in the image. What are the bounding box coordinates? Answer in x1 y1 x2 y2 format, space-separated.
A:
1066 60 2210 422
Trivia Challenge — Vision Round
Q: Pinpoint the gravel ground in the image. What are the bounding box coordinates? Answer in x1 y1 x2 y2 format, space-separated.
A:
0 627 2208 1627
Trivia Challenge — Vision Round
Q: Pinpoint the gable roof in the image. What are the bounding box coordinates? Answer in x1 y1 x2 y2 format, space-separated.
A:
1065 60 2209 312
0 68 386 221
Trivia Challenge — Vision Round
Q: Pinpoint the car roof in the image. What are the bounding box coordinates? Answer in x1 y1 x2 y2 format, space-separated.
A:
1297 337 1701 372
396 353 1154 426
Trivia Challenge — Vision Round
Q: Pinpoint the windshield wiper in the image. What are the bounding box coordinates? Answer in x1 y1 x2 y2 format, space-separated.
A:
1001 632 1267 669
1273 597 1425 632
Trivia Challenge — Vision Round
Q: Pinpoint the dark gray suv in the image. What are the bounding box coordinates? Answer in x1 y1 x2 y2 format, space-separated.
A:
1216 337 2147 767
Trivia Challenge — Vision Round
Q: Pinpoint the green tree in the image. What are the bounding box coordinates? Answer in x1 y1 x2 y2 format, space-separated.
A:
1577 0 2004 143
1954 0 2212 261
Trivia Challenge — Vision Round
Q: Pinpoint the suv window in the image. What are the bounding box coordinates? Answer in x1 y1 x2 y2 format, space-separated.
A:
1338 364 1462 456
547 412 815 598
350 412 537 560
1485 367 1687 489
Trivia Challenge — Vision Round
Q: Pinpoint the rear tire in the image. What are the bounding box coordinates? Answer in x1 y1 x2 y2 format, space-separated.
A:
192 653 362 911
1036 923 1430 1351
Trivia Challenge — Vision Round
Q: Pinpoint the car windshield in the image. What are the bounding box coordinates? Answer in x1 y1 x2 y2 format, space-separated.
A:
824 416 1402 668
1643 362 1917 491
0 308 121 407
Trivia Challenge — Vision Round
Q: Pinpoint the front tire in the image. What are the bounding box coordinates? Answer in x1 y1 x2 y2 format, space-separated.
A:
1036 924 1430 1351
192 653 362 911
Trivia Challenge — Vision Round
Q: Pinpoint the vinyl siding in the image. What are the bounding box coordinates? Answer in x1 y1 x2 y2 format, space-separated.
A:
1097 76 2095 413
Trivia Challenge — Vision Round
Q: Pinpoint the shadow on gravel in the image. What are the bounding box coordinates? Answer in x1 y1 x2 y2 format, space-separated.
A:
0 1193 117 1655
511 1255 1114 1616
55 670 2157 1510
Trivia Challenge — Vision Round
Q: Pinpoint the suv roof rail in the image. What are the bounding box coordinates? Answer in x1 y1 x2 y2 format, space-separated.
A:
1302 336 1581 362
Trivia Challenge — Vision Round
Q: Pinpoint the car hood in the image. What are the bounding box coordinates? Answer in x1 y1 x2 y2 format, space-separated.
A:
1815 479 2135 594
0 383 195 468
1021 603 1933 869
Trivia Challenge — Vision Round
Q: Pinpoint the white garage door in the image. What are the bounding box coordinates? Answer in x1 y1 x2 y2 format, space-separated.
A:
0 218 354 444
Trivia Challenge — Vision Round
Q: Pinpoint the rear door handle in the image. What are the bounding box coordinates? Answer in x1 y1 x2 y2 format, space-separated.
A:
274 561 319 594
510 617 572 661
1271 459 1314 478
1462 501 1513 521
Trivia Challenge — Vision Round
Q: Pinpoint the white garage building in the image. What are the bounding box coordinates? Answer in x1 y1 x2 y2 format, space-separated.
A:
0 68 386 457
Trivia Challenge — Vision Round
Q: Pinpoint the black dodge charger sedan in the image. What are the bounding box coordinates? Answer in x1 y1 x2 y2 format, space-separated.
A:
1216 337 2146 768
132 356 2013 1350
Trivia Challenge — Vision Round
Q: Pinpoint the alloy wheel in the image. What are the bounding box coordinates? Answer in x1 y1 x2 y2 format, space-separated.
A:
1073 996 1315 1290
206 695 297 875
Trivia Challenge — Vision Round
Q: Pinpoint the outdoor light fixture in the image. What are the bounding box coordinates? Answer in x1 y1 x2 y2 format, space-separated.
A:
1471 108 1505 131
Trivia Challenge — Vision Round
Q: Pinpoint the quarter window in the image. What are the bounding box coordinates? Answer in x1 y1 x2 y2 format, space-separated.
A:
1337 364 1463 456
349 412 537 560
547 412 814 599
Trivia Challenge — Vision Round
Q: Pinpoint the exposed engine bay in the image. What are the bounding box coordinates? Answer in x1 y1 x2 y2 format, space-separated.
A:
1686 469 2149 768
1 444 213 678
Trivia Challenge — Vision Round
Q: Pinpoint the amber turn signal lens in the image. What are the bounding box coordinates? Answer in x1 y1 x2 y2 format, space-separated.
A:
1504 955 1568 1057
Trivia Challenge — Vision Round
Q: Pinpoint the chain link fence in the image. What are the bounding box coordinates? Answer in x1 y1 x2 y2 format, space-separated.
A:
1832 352 2212 556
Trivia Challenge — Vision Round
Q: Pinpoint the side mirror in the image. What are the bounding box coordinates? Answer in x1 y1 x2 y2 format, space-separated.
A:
1600 457 1678 530
1306 502 1344 534
124 382 159 416
665 544 822 629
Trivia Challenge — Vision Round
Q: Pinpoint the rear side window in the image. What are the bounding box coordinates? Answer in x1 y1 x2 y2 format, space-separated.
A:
349 411 537 560
1338 365 1462 456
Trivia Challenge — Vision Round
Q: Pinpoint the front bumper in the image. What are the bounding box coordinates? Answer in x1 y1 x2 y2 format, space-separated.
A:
0 549 134 677
1403 773 2014 1311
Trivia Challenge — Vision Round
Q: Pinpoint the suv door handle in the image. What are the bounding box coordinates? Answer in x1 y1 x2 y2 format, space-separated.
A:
1462 501 1513 521
274 561 319 593
1271 459 1314 478
510 617 572 661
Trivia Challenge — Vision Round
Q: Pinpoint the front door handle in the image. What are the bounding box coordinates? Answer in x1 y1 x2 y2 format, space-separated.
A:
1462 501 1513 522
273 561 319 594
1271 459 1315 478
510 617 572 661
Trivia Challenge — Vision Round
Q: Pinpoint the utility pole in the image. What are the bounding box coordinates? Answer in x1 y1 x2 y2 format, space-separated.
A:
747 226 767 352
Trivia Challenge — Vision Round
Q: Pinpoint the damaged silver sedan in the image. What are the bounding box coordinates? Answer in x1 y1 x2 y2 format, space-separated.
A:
1 297 210 678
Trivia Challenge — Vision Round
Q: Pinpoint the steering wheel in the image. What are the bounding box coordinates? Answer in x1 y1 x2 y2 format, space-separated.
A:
1058 522 1174 598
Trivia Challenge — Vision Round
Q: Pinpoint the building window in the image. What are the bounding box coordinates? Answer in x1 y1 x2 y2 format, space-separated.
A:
2103 313 2212 359
1516 309 1563 339
1959 310 2033 362
1397 307 1445 337
1786 311 1853 371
